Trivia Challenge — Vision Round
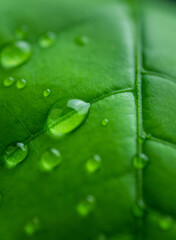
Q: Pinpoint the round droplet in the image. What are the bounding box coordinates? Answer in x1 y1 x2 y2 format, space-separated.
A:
46 99 90 138
40 148 62 172
102 118 109 126
43 89 51 97
159 216 173 231
0 41 31 69
133 153 149 169
1 142 28 169
3 77 15 87
16 78 27 89
76 195 95 217
75 36 89 46
86 155 101 173
15 25 29 39
132 200 145 218
38 32 56 48
24 217 40 235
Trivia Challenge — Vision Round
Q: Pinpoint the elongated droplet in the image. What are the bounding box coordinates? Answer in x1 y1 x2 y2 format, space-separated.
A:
75 36 89 46
40 148 62 172
39 32 56 48
159 216 173 231
102 118 109 126
86 155 101 173
16 79 27 89
46 99 90 137
133 153 149 169
24 217 40 235
0 41 31 69
76 195 95 217
15 25 29 39
43 89 51 97
1 142 28 169
3 77 15 87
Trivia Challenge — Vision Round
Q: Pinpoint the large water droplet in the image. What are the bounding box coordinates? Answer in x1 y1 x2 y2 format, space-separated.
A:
133 153 149 169
0 41 31 69
1 142 28 169
76 195 95 217
38 32 56 48
15 25 29 40
75 36 89 46
86 155 101 173
102 118 109 127
46 99 90 137
158 216 173 231
43 89 51 97
16 78 27 89
3 77 15 87
40 148 62 172
24 217 40 235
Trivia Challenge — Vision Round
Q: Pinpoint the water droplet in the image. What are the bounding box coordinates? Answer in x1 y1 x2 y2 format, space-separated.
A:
159 216 173 231
38 32 56 48
77 195 95 217
15 25 29 39
24 217 40 235
16 78 27 89
86 155 101 173
1 142 28 169
75 36 89 46
40 148 62 172
46 99 90 137
43 89 51 97
97 234 106 240
133 153 149 169
0 41 31 69
132 200 145 218
102 118 109 126
3 77 15 87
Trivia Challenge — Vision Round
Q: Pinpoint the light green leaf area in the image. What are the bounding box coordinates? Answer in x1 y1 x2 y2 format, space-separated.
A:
0 0 176 239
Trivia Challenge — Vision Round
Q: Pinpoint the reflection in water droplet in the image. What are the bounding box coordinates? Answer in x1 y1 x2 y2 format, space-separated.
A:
75 36 89 46
0 41 31 69
40 148 62 172
132 200 145 218
2 142 28 169
3 77 15 87
43 89 51 97
46 99 90 137
86 155 101 173
24 217 40 235
15 25 29 39
16 79 27 89
102 118 109 126
77 195 95 217
159 216 173 231
133 153 149 169
38 32 56 48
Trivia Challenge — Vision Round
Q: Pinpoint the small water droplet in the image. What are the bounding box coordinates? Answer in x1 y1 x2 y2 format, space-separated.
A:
16 78 27 89
132 200 145 218
0 41 31 69
86 155 101 173
3 77 15 87
24 217 40 235
46 99 90 137
75 36 89 46
102 118 109 126
133 153 149 169
77 195 95 216
159 216 173 231
1 142 28 169
40 148 62 172
43 89 51 97
15 25 29 39
38 32 56 48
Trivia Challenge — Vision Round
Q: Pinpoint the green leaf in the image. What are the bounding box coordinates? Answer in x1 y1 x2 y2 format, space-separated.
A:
0 0 176 239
